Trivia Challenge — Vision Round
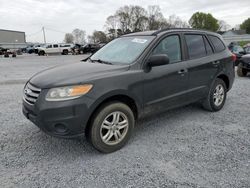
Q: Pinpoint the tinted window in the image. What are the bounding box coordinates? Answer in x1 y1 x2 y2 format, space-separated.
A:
53 44 58 48
47 45 52 48
208 35 225 52
152 35 181 63
185 34 206 59
203 36 213 55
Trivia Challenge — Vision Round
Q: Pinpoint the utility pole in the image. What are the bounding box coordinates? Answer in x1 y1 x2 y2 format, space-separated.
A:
42 26 46 44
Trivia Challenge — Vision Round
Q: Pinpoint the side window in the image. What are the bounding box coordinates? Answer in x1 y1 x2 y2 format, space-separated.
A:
208 35 225 53
185 34 206 59
47 45 52 48
152 35 181 63
203 36 213 55
53 44 58 48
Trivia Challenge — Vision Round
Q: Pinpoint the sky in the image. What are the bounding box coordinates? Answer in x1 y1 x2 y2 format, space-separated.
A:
0 0 249 43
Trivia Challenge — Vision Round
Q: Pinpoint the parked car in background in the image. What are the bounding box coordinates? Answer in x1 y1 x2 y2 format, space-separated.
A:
0 47 8 55
25 45 35 54
229 45 246 66
237 54 250 77
79 43 104 54
244 46 250 54
38 43 73 55
34 44 44 54
71 43 82 55
23 28 235 153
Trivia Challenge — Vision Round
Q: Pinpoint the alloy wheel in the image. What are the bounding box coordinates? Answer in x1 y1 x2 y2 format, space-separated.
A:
100 111 129 145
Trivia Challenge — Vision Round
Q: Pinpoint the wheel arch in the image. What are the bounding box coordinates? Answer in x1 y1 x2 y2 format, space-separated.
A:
217 74 229 90
85 93 140 133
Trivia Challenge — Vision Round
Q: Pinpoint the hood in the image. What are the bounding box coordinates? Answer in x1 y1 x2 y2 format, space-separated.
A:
29 62 129 88
241 54 250 63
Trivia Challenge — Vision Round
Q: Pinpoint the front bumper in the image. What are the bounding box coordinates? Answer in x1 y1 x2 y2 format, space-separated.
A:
22 89 95 138
240 62 250 70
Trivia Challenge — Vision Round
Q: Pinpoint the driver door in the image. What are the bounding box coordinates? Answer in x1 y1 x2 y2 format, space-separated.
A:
143 34 189 114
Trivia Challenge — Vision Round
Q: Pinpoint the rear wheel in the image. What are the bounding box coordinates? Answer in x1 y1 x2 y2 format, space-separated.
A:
237 63 248 77
88 102 135 153
62 50 68 55
202 78 227 112
38 51 45 56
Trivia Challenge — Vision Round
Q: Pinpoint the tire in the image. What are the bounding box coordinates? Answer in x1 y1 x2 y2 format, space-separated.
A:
62 50 68 55
88 102 135 153
202 78 227 112
237 63 248 77
38 51 45 56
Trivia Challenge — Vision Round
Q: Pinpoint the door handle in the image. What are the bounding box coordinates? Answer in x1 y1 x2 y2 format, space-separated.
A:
178 69 187 75
212 61 220 65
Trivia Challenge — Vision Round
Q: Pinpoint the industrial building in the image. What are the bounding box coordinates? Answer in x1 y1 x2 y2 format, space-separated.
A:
0 29 26 49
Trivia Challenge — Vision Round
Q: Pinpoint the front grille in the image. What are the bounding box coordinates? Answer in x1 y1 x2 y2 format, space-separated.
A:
23 83 41 105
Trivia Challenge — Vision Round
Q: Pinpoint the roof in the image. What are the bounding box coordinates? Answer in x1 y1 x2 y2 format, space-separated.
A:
123 28 219 37
0 29 25 34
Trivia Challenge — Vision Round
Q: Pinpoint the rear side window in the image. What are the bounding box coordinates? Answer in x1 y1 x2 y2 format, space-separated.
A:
53 44 58 48
203 36 213 55
185 34 206 59
208 35 225 52
152 35 181 63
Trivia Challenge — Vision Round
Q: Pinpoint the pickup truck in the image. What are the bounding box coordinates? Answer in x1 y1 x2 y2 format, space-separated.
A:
38 43 73 56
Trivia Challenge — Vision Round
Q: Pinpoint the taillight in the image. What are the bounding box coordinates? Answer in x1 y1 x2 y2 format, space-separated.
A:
232 53 236 62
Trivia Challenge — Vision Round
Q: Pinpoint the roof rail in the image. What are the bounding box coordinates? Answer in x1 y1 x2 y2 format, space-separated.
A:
152 28 210 35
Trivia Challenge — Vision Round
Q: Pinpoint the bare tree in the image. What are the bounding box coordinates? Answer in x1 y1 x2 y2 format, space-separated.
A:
64 33 74 43
168 15 189 28
130 5 148 32
88 30 107 43
105 15 119 38
218 20 231 31
147 5 169 30
72 28 86 44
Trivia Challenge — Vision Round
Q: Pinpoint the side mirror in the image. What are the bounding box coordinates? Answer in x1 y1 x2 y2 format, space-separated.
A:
147 54 170 67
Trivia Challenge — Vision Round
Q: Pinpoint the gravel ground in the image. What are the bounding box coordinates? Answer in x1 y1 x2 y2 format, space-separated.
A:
0 54 249 188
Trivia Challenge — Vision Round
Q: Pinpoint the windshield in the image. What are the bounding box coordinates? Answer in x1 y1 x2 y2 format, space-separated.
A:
233 46 244 53
90 36 155 65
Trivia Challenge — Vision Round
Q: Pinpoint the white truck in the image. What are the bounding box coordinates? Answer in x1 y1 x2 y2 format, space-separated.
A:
37 43 73 56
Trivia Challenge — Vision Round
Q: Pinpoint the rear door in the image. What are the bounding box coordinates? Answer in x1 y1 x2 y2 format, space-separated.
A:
143 34 189 114
184 33 219 102
52 44 59 53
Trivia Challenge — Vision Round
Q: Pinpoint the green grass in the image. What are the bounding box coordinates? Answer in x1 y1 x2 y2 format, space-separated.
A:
238 41 250 47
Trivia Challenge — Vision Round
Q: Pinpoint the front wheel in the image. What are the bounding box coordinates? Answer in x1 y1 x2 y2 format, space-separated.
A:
88 102 135 153
202 78 227 112
237 63 248 77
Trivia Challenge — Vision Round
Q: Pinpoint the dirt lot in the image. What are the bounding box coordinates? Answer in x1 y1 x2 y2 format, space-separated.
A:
0 54 249 188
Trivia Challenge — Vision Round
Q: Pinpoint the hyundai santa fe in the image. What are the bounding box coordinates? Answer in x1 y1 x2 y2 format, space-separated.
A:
23 29 235 153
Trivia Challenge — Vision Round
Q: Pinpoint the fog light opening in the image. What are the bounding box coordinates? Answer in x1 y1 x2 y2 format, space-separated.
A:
53 123 68 134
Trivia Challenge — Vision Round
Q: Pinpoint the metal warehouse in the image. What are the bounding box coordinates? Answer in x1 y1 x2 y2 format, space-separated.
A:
0 29 26 49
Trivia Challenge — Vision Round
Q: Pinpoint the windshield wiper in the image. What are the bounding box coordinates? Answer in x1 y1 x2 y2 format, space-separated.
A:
90 58 113 65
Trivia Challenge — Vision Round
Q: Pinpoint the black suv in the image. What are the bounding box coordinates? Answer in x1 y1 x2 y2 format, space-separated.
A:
23 29 235 153
237 54 250 77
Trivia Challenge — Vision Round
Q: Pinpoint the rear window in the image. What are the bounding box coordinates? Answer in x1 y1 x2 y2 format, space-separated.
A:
185 34 206 59
203 36 213 55
208 35 225 52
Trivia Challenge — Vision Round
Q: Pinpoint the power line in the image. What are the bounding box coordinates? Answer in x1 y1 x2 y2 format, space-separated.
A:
44 27 68 34
26 29 42 37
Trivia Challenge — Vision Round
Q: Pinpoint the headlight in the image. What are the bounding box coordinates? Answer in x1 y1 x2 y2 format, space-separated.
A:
46 84 93 101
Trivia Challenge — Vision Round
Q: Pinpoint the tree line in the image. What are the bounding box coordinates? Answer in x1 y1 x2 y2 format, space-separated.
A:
64 5 250 44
